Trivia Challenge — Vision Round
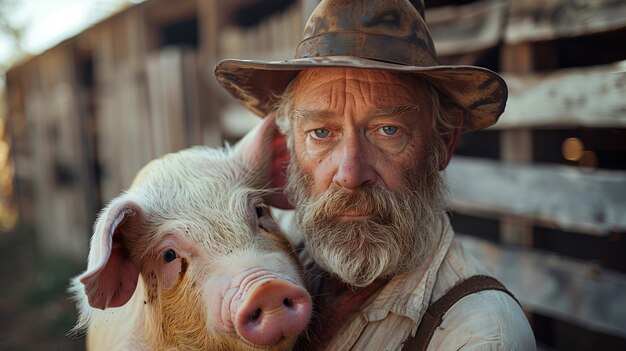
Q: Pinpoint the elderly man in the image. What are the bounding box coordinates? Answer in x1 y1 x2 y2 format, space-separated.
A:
215 0 535 349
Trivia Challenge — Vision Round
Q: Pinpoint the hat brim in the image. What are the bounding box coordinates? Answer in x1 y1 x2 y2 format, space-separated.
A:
214 56 507 133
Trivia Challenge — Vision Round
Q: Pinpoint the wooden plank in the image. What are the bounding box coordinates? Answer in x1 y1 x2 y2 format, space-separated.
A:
24 88 52 240
50 87 88 260
198 0 220 64
4 72 36 224
501 41 560 74
24 52 88 261
178 49 222 147
447 156 626 235
96 64 152 200
181 50 206 146
72 79 100 222
498 31 539 248
439 50 496 67
96 40 117 200
124 9 149 70
145 0 197 27
0 138 17 230
495 61 626 129
427 0 506 56
94 23 128 201
287 1 304 52
499 129 534 246
218 2 305 61
506 0 626 44
457 234 626 338
117 63 153 187
500 129 533 164
92 25 115 86
96 85 124 202
268 8 283 56
218 27 243 59
146 48 187 157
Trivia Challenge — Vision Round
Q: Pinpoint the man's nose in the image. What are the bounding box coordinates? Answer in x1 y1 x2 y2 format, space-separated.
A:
333 134 377 189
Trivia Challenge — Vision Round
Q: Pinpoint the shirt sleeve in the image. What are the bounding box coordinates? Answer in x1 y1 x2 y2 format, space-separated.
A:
427 290 536 351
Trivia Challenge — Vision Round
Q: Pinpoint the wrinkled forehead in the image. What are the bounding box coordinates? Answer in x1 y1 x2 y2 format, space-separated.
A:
291 67 430 108
291 67 431 115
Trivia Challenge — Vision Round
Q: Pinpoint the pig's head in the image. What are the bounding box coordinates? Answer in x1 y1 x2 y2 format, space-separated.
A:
73 116 310 350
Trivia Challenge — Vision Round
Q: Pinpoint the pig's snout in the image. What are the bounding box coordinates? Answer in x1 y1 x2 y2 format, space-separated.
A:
235 279 311 346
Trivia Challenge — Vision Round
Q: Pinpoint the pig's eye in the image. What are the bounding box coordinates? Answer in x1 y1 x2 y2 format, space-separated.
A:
163 249 178 263
255 206 264 218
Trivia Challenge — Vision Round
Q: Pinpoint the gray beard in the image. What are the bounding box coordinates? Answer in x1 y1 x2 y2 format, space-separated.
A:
286 148 448 287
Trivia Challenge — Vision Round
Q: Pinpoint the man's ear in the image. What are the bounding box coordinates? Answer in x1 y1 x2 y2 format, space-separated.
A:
438 108 464 170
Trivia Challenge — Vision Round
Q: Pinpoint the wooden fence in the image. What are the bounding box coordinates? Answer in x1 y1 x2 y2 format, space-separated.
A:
4 0 315 260
427 0 626 348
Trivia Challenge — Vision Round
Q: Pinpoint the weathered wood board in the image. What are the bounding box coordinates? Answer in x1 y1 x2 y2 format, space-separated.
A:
97 66 151 201
458 234 626 338
496 61 626 129
146 48 187 158
218 1 303 61
447 156 626 235
506 0 626 44
427 0 505 56
22 50 89 260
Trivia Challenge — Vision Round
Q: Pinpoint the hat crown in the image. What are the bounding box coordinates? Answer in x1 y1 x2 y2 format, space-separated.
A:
296 0 439 66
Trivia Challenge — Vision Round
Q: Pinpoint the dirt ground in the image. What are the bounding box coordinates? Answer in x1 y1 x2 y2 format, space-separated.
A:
0 225 85 351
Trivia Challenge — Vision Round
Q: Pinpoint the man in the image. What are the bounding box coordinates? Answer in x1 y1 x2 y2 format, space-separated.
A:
215 0 536 350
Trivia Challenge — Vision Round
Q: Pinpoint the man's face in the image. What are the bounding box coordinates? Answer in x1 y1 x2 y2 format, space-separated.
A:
286 67 447 287
290 68 433 195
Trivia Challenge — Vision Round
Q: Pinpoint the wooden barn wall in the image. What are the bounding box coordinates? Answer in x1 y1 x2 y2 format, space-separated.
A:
4 0 314 260
91 11 153 201
15 47 91 260
5 70 34 226
426 0 626 348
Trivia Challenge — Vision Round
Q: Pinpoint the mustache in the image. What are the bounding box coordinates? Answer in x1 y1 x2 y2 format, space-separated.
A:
299 185 408 226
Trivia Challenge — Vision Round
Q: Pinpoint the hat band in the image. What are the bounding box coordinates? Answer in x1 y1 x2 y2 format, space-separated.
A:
295 32 440 67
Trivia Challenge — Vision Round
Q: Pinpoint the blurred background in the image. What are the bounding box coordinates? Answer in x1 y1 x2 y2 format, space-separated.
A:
0 0 625 350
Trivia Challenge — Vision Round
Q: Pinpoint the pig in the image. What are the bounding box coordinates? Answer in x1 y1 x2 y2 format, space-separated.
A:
70 115 311 350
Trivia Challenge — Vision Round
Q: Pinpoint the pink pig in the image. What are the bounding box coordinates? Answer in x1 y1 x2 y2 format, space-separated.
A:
70 115 311 350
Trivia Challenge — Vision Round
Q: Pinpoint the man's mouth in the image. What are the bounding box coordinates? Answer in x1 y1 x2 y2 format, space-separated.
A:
333 209 373 221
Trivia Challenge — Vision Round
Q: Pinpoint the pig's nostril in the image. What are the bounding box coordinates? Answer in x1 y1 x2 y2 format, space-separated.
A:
250 308 262 322
235 280 312 346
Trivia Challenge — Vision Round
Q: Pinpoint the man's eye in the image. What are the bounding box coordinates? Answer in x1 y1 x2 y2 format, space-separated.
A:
311 129 330 139
380 126 399 136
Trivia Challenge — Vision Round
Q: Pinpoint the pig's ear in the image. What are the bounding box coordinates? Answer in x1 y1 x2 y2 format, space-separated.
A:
79 200 143 309
234 113 292 209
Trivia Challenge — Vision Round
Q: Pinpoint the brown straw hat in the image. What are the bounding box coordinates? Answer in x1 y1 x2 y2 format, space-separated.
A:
214 0 507 133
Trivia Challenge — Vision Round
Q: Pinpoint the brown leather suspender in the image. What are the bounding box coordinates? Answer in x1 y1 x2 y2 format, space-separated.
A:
401 275 520 351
